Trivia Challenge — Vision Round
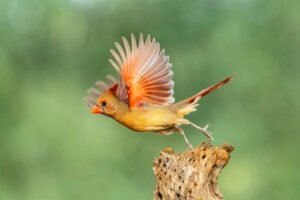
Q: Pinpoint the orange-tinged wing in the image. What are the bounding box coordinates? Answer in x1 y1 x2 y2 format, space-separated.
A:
109 33 174 108
84 75 122 109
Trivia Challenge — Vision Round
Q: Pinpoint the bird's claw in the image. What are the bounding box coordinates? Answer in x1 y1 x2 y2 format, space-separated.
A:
186 143 193 150
203 124 210 131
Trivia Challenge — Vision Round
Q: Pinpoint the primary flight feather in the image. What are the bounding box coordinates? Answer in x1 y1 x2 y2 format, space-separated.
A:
84 33 233 148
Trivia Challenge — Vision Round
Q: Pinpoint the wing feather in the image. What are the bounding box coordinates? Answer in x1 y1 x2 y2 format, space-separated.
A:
110 33 174 108
84 75 128 109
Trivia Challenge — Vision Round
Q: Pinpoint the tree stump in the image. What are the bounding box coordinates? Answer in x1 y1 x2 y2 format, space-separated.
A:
153 142 234 200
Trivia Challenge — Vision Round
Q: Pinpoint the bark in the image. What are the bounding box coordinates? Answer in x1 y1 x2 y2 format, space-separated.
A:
153 142 234 200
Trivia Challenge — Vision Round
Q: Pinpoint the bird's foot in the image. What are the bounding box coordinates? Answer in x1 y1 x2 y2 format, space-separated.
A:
186 143 193 150
189 122 214 141
200 124 214 141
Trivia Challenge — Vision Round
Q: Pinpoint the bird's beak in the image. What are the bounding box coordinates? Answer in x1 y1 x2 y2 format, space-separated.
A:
91 105 103 114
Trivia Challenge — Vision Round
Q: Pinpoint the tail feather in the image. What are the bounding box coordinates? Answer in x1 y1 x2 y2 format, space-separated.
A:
187 75 233 104
173 75 233 116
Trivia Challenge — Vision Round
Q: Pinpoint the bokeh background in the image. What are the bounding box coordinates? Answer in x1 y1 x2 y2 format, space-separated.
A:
1 0 299 199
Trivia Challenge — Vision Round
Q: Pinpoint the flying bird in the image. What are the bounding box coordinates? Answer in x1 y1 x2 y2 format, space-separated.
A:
84 34 233 148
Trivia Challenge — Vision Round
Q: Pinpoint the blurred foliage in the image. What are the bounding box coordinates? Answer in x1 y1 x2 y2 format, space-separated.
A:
0 0 300 199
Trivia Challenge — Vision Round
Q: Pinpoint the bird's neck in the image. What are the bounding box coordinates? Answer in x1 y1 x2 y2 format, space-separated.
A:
112 100 130 120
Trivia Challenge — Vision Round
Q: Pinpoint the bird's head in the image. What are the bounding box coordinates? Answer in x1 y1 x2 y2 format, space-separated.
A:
91 91 119 116
84 82 128 117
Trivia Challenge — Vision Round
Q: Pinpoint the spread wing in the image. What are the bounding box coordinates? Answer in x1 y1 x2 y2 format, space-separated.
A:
84 75 123 109
110 33 175 108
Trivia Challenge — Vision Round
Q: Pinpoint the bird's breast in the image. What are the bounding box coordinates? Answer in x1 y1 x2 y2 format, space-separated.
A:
115 107 178 132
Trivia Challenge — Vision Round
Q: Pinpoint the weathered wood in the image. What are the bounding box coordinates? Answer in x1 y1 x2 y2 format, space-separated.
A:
153 142 234 200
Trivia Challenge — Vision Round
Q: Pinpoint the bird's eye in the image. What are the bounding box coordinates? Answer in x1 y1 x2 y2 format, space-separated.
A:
101 101 107 106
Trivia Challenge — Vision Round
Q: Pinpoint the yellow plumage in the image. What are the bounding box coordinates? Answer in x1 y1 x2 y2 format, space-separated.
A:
84 34 233 148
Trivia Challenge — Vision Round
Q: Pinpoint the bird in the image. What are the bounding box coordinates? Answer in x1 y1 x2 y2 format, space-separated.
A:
84 33 233 149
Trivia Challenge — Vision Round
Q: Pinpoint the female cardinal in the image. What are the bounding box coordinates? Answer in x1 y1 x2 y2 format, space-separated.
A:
84 33 233 148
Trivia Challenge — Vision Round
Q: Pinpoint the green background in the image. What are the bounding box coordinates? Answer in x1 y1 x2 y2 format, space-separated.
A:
1 0 299 199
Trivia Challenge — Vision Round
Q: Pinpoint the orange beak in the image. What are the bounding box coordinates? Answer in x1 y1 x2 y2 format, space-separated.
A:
91 105 103 114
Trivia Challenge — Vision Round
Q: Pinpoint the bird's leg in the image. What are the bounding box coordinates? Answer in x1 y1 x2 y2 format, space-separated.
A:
178 128 193 149
189 122 214 141
159 128 193 149
177 119 214 141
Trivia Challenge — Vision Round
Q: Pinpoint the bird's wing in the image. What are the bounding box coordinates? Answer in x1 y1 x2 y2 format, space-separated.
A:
110 33 175 108
84 75 126 109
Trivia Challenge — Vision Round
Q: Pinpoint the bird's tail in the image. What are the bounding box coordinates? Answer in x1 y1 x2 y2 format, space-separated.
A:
172 75 234 117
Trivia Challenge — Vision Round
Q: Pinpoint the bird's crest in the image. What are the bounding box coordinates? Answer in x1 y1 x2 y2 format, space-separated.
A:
84 75 121 109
